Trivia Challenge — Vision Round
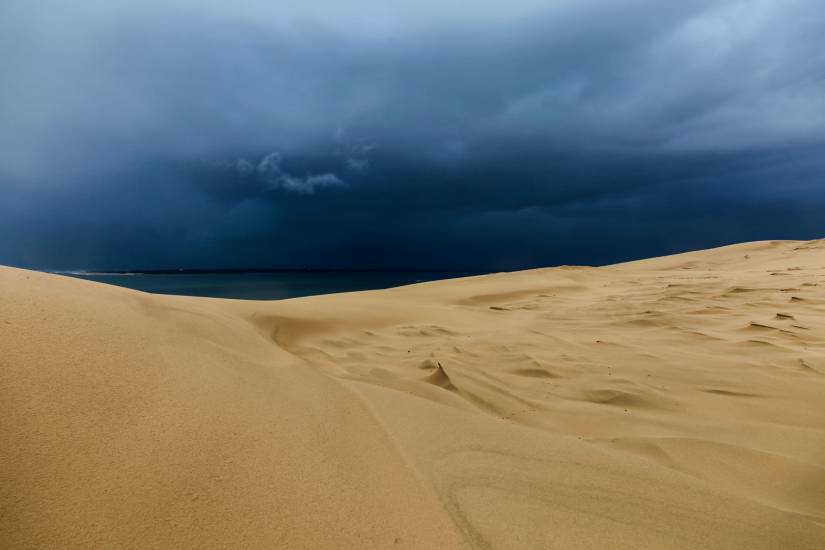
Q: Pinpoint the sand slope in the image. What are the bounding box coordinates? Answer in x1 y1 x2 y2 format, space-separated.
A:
2 239 825 549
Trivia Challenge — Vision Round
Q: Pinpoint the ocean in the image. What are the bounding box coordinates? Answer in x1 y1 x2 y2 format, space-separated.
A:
66 271 482 300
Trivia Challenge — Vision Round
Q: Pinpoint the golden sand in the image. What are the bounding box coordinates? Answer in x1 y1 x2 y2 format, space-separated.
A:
2 239 825 549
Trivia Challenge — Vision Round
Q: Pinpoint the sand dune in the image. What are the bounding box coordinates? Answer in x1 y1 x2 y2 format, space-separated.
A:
3 239 825 549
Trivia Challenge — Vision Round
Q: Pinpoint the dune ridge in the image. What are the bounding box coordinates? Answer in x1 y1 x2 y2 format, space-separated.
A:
2 239 825 549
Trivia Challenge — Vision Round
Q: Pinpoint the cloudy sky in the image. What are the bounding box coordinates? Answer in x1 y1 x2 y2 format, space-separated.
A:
1 0 824 269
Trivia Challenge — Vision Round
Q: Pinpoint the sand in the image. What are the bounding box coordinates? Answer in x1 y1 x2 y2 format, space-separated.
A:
2 239 825 549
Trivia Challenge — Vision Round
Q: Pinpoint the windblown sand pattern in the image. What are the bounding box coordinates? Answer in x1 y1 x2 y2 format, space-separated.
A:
2 239 825 548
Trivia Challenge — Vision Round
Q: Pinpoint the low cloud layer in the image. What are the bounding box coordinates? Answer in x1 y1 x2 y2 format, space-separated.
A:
1 0 823 269
238 153 345 194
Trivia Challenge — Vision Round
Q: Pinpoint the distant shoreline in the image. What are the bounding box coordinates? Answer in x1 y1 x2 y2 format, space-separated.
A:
52 268 485 276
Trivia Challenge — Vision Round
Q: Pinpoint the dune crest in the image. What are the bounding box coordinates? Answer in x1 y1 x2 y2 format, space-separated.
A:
3 239 825 549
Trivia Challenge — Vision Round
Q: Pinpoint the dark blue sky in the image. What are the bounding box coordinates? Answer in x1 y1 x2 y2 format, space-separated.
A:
1 0 824 269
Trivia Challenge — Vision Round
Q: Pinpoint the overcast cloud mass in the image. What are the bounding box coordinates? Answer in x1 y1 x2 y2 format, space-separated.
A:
1 0 824 269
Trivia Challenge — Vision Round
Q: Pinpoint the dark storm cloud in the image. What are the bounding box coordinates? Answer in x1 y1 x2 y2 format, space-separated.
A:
1 0 824 269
